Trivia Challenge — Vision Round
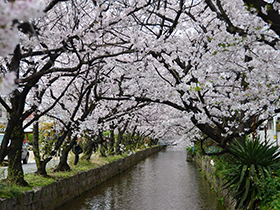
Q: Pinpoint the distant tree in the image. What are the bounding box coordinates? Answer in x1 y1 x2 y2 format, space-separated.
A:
96 0 280 152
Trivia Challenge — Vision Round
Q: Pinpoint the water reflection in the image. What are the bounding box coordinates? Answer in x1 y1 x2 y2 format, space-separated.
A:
57 147 225 210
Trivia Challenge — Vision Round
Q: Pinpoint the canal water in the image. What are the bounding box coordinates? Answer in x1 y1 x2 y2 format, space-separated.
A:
57 147 225 210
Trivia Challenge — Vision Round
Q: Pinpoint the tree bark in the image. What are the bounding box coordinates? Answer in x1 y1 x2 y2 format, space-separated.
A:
31 114 47 176
115 128 123 155
54 148 71 172
98 131 107 157
54 134 76 172
81 136 97 161
7 124 28 186
108 125 116 155
5 45 29 185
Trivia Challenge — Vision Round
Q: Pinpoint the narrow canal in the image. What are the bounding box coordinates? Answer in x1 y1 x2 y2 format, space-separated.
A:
57 147 225 210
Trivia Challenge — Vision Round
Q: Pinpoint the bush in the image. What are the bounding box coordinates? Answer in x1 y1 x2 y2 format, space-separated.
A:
223 136 280 210
258 169 280 209
186 145 196 155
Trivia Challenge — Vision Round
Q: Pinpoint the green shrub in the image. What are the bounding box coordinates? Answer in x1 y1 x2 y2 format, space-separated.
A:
258 169 280 209
205 145 223 154
186 145 196 155
223 136 280 210
212 154 230 178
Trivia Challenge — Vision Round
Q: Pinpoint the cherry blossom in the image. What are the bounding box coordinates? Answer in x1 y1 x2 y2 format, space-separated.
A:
0 0 44 94
0 72 17 95
1 0 280 184
0 0 43 56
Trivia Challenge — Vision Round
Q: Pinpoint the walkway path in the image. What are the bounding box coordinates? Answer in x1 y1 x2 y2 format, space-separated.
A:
0 151 59 179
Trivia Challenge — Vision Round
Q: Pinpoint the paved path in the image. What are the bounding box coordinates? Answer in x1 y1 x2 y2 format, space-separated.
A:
0 151 59 179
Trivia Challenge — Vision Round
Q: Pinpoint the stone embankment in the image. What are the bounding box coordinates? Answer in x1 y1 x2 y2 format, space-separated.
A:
193 153 236 210
0 146 164 210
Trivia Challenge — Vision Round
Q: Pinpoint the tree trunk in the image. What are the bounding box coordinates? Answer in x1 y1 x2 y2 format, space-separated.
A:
98 132 107 157
108 126 115 155
134 131 141 149
54 135 76 172
54 148 71 172
81 136 96 161
99 142 107 157
7 124 28 186
115 120 129 155
35 160 49 176
32 114 47 176
130 125 137 150
115 130 123 155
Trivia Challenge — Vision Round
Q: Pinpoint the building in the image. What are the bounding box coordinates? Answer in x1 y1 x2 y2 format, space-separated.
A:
259 114 280 146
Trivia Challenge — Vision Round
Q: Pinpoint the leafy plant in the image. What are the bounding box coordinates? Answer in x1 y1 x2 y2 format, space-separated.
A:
223 136 280 210
212 154 230 178
205 145 223 154
258 173 280 209
186 145 196 155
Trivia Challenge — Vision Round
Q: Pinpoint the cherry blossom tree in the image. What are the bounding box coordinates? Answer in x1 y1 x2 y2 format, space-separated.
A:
1 0 280 185
0 0 43 94
95 0 280 152
79 98 151 157
0 0 135 184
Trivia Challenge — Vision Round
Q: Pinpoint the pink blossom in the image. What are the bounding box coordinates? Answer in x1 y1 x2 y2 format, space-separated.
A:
0 72 17 95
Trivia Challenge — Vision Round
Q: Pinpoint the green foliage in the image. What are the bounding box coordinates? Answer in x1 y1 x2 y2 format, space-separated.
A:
212 154 230 178
223 136 280 209
0 167 6 180
205 145 223 154
199 168 205 177
25 173 58 187
26 133 33 143
276 123 280 132
0 160 98 199
244 2 259 13
104 154 127 163
186 145 196 162
103 131 110 137
258 172 280 210
0 149 134 199
186 145 196 155
0 183 31 199
39 129 59 158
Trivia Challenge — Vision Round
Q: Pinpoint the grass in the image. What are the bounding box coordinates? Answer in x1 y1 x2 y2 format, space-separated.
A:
0 183 31 199
0 151 130 199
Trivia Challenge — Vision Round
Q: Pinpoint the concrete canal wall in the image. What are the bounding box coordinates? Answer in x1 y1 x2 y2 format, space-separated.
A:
0 146 164 210
193 153 236 210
